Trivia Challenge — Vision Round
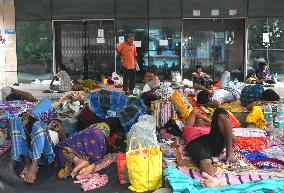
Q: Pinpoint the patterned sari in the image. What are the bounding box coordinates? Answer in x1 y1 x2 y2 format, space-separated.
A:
54 123 110 176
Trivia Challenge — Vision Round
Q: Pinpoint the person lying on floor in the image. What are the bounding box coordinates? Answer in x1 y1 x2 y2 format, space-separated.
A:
240 82 280 109
197 88 240 108
54 122 113 179
10 112 56 183
0 86 38 102
183 108 236 187
246 89 280 111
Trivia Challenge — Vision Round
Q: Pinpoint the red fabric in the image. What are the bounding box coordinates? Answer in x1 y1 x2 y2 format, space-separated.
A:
182 126 210 144
234 136 270 152
117 153 129 184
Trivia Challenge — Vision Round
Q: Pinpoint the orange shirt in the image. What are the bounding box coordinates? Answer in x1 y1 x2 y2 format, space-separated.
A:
116 42 137 69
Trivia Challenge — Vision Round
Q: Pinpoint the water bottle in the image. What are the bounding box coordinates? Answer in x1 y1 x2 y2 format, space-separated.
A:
263 103 273 131
133 87 140 97
233 78 238 89
273 73 278 82
274 101 284 137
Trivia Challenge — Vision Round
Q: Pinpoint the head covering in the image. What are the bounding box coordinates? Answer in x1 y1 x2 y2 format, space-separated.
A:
94 122 110 137
30 98 53 120
197 91 210 104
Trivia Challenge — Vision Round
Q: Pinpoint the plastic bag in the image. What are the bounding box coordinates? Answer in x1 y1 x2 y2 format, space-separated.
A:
117 153 130 184
126 138 162 192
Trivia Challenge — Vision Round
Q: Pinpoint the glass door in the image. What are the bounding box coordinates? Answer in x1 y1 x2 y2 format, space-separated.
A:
182 19 245 81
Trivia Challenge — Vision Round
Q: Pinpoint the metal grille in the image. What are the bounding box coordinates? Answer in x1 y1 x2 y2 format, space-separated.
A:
54 20 115 80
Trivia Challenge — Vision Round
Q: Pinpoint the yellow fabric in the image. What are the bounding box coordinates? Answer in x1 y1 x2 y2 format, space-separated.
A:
246 106 265 129
171 91 193 119
126 142 162 192
221 100 248 113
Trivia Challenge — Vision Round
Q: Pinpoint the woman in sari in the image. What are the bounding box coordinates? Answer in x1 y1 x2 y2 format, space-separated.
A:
54 122 111 179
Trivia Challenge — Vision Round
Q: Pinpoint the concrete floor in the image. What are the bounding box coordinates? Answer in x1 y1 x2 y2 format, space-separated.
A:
5 81 284 101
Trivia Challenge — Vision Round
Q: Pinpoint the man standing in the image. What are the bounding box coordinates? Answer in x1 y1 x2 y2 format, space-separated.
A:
116 34 137 95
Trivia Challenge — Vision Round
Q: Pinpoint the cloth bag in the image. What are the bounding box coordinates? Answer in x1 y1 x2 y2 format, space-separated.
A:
126 138 162 192
151 100 177 129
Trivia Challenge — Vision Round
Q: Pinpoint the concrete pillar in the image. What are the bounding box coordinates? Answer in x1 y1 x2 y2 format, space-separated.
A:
0 0 17 84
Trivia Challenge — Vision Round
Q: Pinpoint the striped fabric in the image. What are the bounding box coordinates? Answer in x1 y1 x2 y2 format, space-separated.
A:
10 117 54 163
178 167 274 186
151 100 177 129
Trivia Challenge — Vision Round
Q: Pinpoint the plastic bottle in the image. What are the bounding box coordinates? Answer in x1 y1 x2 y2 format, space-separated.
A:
274 101 284 137
133 86 140 97
263 103 273 131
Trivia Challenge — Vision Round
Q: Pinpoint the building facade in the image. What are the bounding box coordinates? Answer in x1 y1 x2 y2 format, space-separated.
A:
1 0 284 83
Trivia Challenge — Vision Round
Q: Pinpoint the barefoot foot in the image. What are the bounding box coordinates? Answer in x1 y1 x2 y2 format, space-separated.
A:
71 159 90 178
78 164 96 177
200 172 225 188
23 162 38 184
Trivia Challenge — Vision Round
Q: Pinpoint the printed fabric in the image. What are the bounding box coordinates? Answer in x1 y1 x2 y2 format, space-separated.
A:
54 71 72 92
245 106 265 129
171 91 193 120
240 84 264 106
89 90 146 132
163 165 284 193
54 123 110 168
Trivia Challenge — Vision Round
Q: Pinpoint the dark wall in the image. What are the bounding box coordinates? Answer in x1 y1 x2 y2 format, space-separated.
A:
249 0 284 17
182 0 248 17
15 0 284 21
116 0 148 18
15 0 51 20
52 0 115 20
149 0 181 18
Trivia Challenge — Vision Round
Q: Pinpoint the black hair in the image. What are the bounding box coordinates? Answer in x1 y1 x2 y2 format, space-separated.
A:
197 91 210 104
261 89 280 101
24 114 38 145
195 65 202 69
246 71 256 79
259 62 267 69
59 64 67 71
147 66 157 74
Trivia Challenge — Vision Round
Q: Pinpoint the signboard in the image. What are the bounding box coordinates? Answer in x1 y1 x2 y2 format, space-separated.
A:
97 37 105 44
98 29 104 38
159 40 168 46
134 41 141 47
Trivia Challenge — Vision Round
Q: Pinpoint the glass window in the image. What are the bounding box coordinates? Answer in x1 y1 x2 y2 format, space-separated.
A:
248 18 284 82
268 18 284 49
182 19 245 80
149 19 181 80
16 21 53 83
248 18 268 50
247 50 268 72
269 50 284 81
116 19 148 75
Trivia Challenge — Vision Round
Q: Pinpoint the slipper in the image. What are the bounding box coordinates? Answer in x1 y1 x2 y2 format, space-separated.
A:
43 90 52 93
